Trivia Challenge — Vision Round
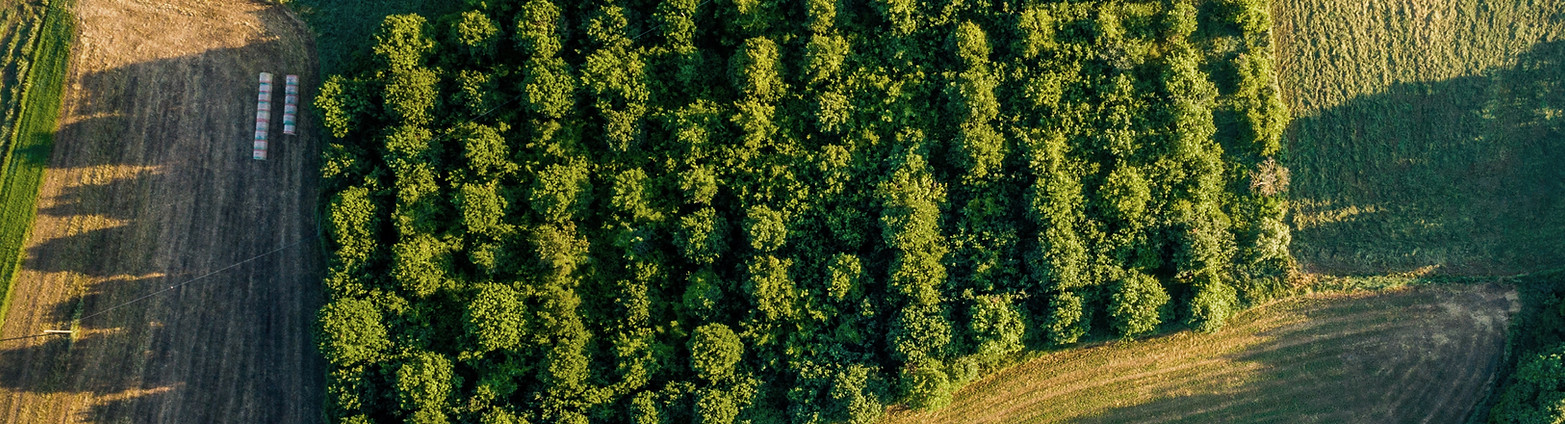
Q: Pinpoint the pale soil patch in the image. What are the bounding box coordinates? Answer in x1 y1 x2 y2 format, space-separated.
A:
883 285 1516 424
0 0 322 422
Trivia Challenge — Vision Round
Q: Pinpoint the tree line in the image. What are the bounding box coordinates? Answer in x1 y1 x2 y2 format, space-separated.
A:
313 0 1292 422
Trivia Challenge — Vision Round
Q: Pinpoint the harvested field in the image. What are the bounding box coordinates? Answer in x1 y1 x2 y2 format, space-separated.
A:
0 0 322 422
882 284 1518 424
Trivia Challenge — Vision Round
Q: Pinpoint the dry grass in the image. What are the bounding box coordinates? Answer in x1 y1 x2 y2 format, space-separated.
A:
0 0 323 422
882 284 1516 423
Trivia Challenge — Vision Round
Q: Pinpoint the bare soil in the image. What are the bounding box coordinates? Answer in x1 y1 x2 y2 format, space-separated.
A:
0 0 322 422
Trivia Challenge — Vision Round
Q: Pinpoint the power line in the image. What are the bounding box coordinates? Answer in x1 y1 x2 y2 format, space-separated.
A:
72 238 305 323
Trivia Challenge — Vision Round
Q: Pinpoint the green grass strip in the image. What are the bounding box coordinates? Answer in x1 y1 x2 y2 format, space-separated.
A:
0 0 74 327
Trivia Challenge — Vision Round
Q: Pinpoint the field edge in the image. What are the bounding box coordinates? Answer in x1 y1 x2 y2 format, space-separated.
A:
0 0 74 328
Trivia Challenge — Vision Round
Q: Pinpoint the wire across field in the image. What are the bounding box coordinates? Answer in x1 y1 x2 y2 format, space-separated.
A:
882 284 1516 423
0 0 324 422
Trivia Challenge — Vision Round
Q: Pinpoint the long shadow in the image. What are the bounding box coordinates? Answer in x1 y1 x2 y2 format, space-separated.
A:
1288 40 1565 276
1081 285 1515 423
0 3 324 423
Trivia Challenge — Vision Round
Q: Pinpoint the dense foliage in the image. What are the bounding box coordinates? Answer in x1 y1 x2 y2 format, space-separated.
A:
1490 271 1565 424
314 0 1290 422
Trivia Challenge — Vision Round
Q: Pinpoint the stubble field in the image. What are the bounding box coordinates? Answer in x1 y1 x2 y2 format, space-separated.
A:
0 0 323 422
882 284 1517 423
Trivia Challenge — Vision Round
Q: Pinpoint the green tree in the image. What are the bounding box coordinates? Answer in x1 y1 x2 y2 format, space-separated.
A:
1097 165 1151 225
383 68 439 127
898 361 952 411
695 388 739 424
1187 279 1237 332
373 14 436 71
744 204 787 252
327 186 380 278
457 123 513 180
396 351 459 413
530 160 592 222
677 208 727 265
451 10 499 60
689 324 743 381
1047 291 1088 345
317 297 390 366
466 283 525 352
968 295 1024 359
392 233 452 298
458 181 510 238
745 255 798 321
316 76 373 139
1490 344 1565 423
1108 271 1170 337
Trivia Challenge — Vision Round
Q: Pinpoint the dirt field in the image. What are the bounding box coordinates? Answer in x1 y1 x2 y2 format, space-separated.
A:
0 0 322 422
884 284 1518 423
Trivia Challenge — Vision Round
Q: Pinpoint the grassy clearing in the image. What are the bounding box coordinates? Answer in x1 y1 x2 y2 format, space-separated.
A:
881 283 1514 423
1278 0 1565 275
0 0 73 325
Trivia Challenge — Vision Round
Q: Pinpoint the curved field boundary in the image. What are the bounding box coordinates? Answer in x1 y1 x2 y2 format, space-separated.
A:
0 0 73 327
882 284 1516 423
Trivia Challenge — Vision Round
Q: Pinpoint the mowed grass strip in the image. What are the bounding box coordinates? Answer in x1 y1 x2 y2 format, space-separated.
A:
881 284 1514 424
1278 0 1565 275
0 0 73 325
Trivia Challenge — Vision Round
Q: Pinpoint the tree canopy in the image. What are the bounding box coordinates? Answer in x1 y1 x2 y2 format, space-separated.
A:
314 0 1291 422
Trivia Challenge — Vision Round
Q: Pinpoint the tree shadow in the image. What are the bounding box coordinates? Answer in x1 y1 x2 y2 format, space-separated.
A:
1078 285 1515 423
1287 39 1565 276
0 2 324 423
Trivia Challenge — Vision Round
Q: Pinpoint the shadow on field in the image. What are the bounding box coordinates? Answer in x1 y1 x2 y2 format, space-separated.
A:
1081 285 1514 423
0 327 180 421
1288 40 1565 275
0 4 324 423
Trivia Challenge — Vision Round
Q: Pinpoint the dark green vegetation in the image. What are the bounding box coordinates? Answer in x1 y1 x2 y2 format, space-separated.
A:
0 0 72 325
1489 271 1565 423
289 0 461 75
312 0 1289 422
